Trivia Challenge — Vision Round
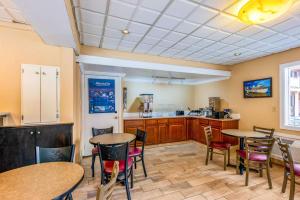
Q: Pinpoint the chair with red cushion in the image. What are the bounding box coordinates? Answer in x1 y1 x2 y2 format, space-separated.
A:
129 129 147 177
204 126 231 170
277 138 300 200
91 127 113 177
236 137 275 188
98 142 133 200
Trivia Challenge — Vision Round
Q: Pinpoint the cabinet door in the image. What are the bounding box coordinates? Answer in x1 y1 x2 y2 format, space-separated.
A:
41 66 60 123
158 123 169 143
21 64 41 124
145 125 158 145
168 123 185 142
125 126 144 134
35 124 72 147
0 127 36 172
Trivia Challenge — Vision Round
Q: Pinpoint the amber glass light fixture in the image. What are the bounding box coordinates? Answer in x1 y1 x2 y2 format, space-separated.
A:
238 0 295 24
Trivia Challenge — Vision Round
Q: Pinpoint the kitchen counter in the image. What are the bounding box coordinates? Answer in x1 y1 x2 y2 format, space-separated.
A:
123 115 239 121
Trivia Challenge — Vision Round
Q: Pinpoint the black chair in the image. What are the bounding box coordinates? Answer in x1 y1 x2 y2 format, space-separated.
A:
129 129 147 177
35 145 75 200
97 142 133 200
35 145 75 163
91 127 113 177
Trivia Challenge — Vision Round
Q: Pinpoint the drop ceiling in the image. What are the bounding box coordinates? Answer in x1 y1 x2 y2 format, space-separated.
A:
0 0 26 23
73 0 300 65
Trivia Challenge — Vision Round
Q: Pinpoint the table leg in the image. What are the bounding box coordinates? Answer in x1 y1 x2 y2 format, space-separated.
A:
239 137 245 175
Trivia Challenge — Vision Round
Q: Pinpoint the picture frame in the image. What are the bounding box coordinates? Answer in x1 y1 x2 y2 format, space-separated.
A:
243 77 272 98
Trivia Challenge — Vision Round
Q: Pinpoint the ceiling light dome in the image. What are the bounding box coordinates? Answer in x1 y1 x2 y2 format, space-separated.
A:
238 0 295 24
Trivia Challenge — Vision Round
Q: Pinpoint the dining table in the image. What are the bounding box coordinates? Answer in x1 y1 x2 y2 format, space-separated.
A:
0 162 84 200
221 129 267 175
89 133 136 145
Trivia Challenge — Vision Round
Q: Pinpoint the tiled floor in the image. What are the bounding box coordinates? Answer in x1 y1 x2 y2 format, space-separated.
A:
73 141 299 200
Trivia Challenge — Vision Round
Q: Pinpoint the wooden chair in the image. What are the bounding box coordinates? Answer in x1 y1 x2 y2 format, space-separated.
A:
204 126 231 170
253 126 275 167
98 142 133 200
236 137 275 188
277 138 300 200
129 129 147 177
96 161 119 200
91 127 113 177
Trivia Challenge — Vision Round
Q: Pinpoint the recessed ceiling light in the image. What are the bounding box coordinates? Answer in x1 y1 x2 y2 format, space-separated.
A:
234 52 242 56
121 29 130 35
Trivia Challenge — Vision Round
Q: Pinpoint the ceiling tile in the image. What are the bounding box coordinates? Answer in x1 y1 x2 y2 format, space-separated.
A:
141 36 161 45
187 5 218 24
104 28 123 39
234 38 255 47
102 36 120 46
209 30 230 41
141 0 170 12
221 34 242 44
81 33 101 47
134 43 153 53
206 13 235 29
271 18 300 32
123 32 144 42
74 0 107 14
261 34 288 43
172 42 189 50
200 0 236 11
174 20 198 34
181 36 202 45
218 45 238 52
155 14 181 30
127 22 150 35
106 16 129 30
81 22 103 36
250 29 276 40
119 40 137 47
147 27 169 39
109 0 136 20
192 26 216 38
221 20 247 33
158 40 176 48
165 0 198 19
132 7 160 24
76 8 105 26
237 25 264 37
196 39 215 48
160 48 181 56
165 31 186 42
286 26 300 36
148 46 168 55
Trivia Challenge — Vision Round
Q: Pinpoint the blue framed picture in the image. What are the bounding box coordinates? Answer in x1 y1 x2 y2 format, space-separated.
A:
243 77 272 98
88 78 116 113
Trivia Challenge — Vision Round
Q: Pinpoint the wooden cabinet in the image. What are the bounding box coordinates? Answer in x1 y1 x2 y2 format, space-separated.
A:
168 118 186 142
0 123 73 172
158 120 169 144
145 120 158 145
124 120 144 135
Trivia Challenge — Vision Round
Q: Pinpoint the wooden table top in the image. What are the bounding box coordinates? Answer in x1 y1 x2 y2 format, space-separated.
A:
0 162 84 200
89 133 136 145
221 129 267 138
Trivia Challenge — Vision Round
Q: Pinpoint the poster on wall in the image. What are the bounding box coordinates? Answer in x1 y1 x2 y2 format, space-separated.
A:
88 78 116 113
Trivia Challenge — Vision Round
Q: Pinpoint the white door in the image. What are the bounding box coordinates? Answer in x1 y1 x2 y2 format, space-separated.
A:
41 66 60 123
82 75 122 156
21 64 41 124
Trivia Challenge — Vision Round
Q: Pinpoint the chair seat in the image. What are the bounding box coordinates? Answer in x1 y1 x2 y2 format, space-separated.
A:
237 150 267 162
210 142 231 150
286 163 300 176
92 147 99 155
129 147 142 157
103 158 133 173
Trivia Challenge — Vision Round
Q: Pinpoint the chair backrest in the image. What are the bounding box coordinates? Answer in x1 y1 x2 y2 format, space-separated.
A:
253 126 275 138
245 137 275 161
96 161 119 200
203 126 213 146
92 126 114 137
36 144 75 163
134 129 147 150
277 138 295 175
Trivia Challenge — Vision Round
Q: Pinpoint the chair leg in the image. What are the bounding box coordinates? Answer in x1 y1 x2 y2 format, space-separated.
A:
91 154 96 177
236 152 240 174
282 170 288 193
205 148 210 165
125 175 131 200
134 157 137 169
141 155 147 177
130 166 134 189
210 148 213 160
223 150 227 171
269 158 273 168
290 176 295 200
259 163 263 177
266 163 272 189
245 160 249 186
227 148 231 165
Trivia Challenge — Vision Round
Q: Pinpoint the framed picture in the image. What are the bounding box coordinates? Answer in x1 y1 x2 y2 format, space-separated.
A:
243 77 272 98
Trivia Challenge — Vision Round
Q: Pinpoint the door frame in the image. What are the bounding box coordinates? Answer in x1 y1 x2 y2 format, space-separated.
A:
80 69 125 156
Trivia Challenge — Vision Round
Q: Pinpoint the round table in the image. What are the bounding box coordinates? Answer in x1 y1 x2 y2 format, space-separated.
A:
0 162 84 200
89 133 136 145
221 129 267 174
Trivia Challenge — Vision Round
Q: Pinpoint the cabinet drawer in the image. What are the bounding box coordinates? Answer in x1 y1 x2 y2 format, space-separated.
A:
124 120 144 127
209 120 222 128
158 119 168 124
145 119 158 125
169 118 184 124
198 118 209 125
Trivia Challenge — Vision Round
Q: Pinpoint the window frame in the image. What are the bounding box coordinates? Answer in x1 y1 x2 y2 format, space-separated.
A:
280 61 300 131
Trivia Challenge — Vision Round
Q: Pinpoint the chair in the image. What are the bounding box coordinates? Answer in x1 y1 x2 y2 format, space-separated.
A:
277 138 300 200
35 145 75 200
96 161 119 200
91 126 114 177
253 126 275 167
129 129 147 177
236 137 275 188
97 142 133 200
204 126 231 170
35 145 75 163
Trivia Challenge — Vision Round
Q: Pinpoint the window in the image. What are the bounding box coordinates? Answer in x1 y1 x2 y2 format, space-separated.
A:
280 61 300 130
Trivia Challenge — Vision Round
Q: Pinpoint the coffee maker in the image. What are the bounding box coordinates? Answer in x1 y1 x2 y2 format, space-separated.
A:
139 94 153 118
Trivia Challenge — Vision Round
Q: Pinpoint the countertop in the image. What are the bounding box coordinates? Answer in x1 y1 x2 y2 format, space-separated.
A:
123 115 239 121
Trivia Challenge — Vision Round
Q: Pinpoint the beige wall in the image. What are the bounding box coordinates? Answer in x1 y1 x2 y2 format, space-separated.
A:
124 81 195 113
195 47 300 135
